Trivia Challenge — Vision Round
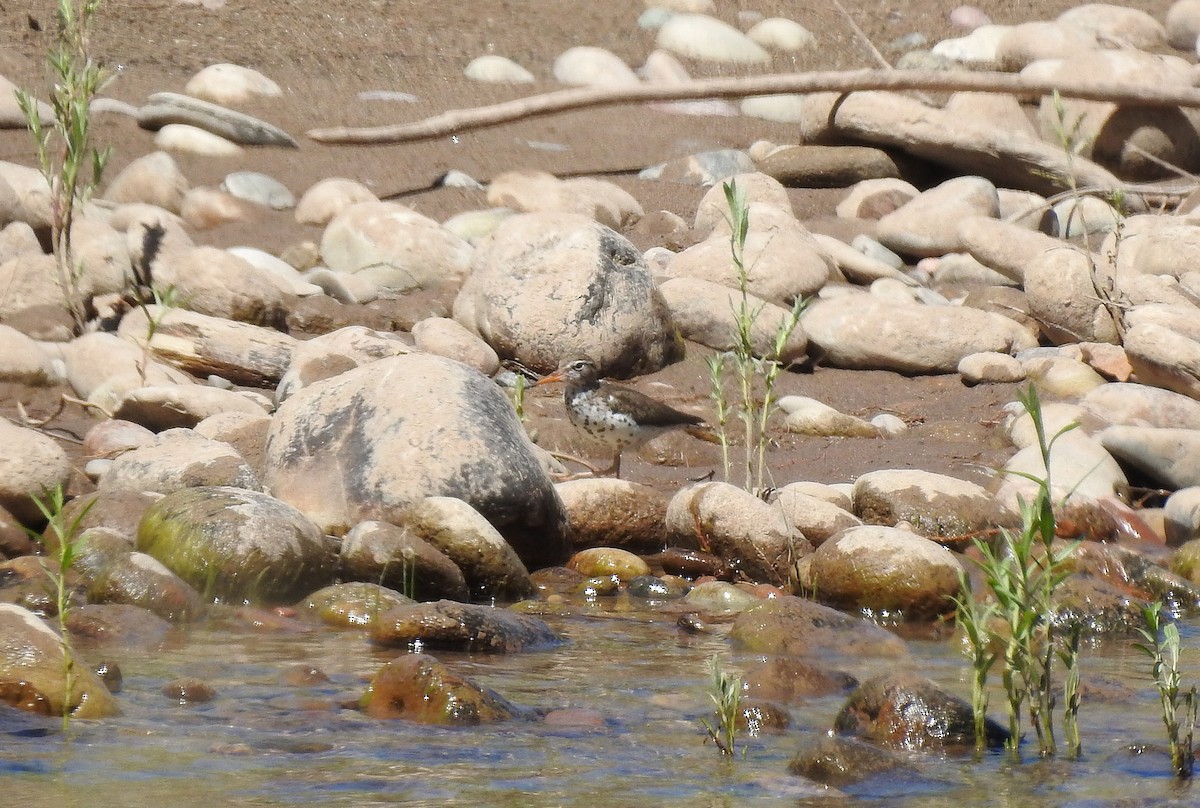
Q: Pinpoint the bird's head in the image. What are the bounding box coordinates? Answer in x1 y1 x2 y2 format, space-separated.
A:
535 356 599 387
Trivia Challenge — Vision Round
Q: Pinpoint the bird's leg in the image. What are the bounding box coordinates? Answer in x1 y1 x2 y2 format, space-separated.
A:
600 451 623 478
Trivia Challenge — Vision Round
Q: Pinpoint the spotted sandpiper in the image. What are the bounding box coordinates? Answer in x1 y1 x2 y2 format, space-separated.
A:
536 356 708 478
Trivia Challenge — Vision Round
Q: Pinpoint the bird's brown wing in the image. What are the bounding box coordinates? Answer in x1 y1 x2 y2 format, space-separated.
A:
602 385 706 427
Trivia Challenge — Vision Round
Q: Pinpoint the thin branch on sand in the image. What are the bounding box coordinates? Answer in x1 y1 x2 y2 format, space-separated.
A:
307 68 1200 145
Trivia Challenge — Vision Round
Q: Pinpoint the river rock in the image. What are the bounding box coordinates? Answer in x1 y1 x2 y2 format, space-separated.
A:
834 671 1009 749
994 21 1096 71
812 234 912 286
779 396 878 438
852 469 1018 539
931 23 1010 66
220 170 295 210
57 489 157 547
1165 487 1200 546
453 212 682 376
0 417 70 524
552 46 639 87
788 735 908 787
756 144 901 187
137 485 336 605
340 520 469 602
265 353 569 569
112 384 271 431
744 656 857 704
656 13 771 63
693 172 793 236
1099 425 1200 490
1057 3 1167 51
665 482 808 587
874 175 999 258
370 600 561 652
956 216 1062 285
801 293 1037 373
300 581 414 629
959 351 1026 384
148 245 293 327
137 91 297 147
390 497 532 601
747 17 815 51
994 429 1127 510
663 216 832 305
657 277 808 362
103 151 189 213
294 178 377 227
729 595 910 658
0 325 61 385
680 580 758 614
185 63 282 105
555 478 671 553
807 526 963 619
1123 321 1200 401
100 428 260 495
567 547 650 580
465 54 536 83
0 603 119 719
1034 50 1197 180
65 603 174 650
773 486 861 546
1167 0 1200 49
411 316 500 375
320 201 472 293
361 652 519 723
486 170 643 230
274 325 414 403
75 527 205 621
59 332 189 403
155 123 244 156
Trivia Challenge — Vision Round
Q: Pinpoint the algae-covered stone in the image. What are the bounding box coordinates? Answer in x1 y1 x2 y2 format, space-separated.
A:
340 520 469 602
137 486 336 605
362 652 518 724
370 600 562 652
729 595 909 658
300 582 415 628
566 547 650 580
0 603 119 719
76 527 206 622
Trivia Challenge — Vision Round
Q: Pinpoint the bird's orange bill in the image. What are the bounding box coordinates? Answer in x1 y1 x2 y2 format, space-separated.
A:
684 424 721 444
534 370 567 387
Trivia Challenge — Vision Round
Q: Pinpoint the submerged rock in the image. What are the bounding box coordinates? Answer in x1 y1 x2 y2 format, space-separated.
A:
729 596 909 658
0 603 119 719
833 671 1009 750
370 600 561 653
361 652 519 724
788 735 909 787
299 582 415 629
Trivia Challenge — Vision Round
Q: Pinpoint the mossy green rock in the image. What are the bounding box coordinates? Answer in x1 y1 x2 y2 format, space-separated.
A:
361 652 518 724
137 486 336 605
300 582 414 629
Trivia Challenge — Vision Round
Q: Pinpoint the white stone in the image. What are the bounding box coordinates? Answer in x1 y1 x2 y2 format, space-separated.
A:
465 54 536 83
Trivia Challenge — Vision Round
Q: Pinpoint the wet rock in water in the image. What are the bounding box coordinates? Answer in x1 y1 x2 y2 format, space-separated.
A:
729 596 909 659
266 353 569 570
737 699 790 733
555 478 672 554
370 600 561 653
361 652 518 724
162 676 217 704
0 603 119 719
453 212 681 376
137 486 337 605
394 497 533 601
626 574 688 600
743 657 858 703
65 603 174 649
645 547 726 577
299 582 415 629
806 526 963 620
75 527 206 622
566 547 650 581
665 482 809 587
528 565 586 598
99 428 262 496
852 469 1018 540
681 580 759 615
0 417 70 524
834 671 1009 750
788 735 909 787
340 520 469 602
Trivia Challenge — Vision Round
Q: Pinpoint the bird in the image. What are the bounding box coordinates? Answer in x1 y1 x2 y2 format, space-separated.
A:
535 356 709 478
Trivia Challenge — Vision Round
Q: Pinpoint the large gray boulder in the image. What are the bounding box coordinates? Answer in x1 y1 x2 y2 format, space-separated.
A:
264 352 569 569
452 212 682 376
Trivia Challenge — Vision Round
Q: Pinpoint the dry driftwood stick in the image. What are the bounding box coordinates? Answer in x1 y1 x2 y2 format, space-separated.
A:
307 68 1200 145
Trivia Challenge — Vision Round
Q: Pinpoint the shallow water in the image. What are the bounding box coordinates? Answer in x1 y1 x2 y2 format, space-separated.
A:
3 606 1199 807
